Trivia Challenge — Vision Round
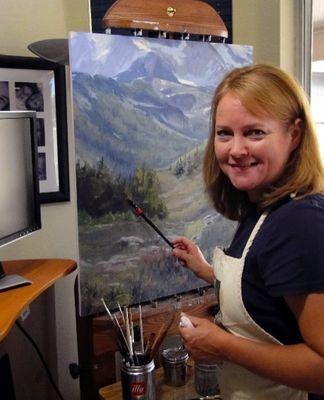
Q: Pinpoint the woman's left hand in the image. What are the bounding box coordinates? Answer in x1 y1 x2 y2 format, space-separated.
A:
179 314 229 364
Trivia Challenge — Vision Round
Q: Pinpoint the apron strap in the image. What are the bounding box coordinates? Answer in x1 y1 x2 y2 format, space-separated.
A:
242 212 268 259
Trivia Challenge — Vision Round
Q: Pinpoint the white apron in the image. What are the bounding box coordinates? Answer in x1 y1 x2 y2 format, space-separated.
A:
213 213 308 400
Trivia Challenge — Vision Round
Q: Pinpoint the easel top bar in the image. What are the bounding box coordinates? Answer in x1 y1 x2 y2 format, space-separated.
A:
102 0 228 38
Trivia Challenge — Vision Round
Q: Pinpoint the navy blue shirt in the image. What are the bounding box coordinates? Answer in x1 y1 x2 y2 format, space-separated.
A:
226 194 324 399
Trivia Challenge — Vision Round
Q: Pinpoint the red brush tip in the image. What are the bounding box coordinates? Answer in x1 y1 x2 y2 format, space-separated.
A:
137 207 143 216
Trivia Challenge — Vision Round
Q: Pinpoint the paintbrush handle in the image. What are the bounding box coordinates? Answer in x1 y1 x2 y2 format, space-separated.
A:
127 199 174 248
144 332 156 355
125 307 134 357
149 313 176 360
141 213 174 248
139 305 145 354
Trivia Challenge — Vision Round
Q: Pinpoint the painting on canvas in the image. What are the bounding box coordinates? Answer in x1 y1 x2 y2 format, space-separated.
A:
70 32 253 316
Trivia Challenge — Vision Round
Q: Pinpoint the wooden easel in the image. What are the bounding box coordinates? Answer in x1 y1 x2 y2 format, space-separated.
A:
102 0 228 39
78 2 228 398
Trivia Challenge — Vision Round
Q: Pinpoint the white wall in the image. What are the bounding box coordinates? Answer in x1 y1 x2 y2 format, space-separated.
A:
0 1 300 399
233 0 299 77
233 0 281 65
0 1 90 399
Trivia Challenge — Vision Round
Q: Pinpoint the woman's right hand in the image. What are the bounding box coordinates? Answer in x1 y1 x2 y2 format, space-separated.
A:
172 237 214 283
179 313 228 364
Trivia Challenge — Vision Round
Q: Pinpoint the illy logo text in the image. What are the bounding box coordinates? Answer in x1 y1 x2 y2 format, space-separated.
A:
131 382 145 396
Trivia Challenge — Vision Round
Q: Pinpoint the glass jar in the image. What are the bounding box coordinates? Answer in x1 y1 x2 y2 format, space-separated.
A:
194 363 219 397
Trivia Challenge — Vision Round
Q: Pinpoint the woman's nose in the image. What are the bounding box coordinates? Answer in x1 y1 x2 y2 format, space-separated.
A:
229 136 249 157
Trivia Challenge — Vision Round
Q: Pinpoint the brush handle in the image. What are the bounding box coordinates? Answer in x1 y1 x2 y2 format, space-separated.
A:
149 313 176 360
141 213 174 248
144 332 156 355
127 199 174 248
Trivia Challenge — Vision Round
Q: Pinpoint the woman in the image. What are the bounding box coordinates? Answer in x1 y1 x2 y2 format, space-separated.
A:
173 64 324 399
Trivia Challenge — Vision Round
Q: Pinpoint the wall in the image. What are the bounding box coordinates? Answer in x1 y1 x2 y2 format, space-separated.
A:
233 0 281 65
233 0 299 77
0 0 300 399
0 0 90 399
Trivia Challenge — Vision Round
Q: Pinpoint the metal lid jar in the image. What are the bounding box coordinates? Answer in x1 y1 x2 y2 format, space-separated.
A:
161 347 189 387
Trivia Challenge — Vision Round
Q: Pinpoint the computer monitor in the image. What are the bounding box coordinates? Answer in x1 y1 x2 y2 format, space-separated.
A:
0 111 41 291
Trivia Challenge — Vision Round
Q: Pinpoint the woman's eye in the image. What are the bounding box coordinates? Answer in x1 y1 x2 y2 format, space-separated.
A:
247 129 266 138
216 129 232 139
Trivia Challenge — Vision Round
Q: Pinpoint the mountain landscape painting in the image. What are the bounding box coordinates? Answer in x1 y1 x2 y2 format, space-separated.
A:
70 32 253 316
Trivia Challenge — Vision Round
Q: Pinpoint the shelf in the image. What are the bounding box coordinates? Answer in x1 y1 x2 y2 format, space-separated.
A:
0 258 77 341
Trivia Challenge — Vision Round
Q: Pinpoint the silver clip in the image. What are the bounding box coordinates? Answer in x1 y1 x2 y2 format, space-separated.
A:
134 29 143 37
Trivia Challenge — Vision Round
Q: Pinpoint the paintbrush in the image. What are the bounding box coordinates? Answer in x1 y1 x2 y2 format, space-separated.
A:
128 307 140 365
124 306 134 360
117 302 126 325
144 332 156 361
139 304 144 354
129 307 134 344
127 198 174 249
101 298 133 363
113 315 130 353
149 312 176 360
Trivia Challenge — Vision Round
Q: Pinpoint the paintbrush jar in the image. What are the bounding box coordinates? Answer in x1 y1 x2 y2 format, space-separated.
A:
194 363 219 397
161 347 189 387
121 359 155 400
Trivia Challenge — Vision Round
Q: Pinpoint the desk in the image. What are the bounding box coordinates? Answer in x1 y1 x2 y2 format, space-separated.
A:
0 258 77 341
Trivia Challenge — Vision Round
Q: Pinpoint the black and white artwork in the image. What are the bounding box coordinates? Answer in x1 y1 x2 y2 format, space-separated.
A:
36 118 45 147
0 81 10 110
0 55 69 203
38 152 47 181
15 82 44 112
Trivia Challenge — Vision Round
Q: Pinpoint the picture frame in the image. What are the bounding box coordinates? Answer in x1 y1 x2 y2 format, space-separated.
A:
0 54 70 203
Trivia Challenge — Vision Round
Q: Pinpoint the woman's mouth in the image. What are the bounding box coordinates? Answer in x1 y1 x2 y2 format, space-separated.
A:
229 161 259 169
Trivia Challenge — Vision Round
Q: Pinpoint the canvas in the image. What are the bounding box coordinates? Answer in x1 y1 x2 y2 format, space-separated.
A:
70 32 253 316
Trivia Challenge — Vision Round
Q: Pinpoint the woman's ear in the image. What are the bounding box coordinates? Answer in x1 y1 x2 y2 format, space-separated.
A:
289 118 303 151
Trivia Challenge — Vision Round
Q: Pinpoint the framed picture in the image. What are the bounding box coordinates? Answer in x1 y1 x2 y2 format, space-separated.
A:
0 55 70 203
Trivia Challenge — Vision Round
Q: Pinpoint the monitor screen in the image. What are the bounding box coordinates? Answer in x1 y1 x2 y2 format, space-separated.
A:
0 111 41 247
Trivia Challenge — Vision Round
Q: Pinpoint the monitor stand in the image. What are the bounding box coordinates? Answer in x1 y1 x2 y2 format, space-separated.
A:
0 262 32 292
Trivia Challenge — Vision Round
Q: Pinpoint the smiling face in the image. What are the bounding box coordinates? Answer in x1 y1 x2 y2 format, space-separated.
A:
214 92 301 202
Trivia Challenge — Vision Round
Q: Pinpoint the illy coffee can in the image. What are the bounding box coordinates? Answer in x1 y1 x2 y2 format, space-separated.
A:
121 359 155 400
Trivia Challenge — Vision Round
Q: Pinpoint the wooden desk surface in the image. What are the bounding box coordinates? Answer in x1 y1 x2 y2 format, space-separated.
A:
99 364 199 400
0 258 77 341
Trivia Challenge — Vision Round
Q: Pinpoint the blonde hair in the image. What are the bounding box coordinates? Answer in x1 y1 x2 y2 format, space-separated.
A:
203 64 324 221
